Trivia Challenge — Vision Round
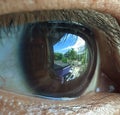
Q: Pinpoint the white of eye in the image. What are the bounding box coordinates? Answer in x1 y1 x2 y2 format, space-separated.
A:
0 26 34 95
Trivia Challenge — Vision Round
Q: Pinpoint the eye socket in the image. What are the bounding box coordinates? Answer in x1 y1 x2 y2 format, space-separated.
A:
20 21 97 98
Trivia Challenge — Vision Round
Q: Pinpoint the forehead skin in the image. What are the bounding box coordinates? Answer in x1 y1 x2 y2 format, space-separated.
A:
0 0 120 114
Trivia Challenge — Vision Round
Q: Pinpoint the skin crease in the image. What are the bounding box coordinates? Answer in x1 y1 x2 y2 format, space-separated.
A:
0 0 120 114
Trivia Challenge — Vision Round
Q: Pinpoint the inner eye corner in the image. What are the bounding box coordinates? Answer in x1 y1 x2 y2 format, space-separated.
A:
19 21 97 98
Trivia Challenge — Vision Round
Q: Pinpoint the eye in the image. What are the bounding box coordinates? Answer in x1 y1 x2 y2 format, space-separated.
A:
0 0 120 113
0 9 119 100
0 20 97 98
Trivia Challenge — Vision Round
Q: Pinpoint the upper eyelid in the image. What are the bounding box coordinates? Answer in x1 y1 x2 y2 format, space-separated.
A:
0 9 119 46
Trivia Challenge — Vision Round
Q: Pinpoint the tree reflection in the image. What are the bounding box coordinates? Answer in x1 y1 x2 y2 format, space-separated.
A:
53 33 89 83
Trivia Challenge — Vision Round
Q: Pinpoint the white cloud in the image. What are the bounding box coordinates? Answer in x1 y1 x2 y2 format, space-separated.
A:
61 36 85 52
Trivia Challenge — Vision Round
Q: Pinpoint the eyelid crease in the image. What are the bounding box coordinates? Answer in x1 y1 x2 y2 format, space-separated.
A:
0 9 119 47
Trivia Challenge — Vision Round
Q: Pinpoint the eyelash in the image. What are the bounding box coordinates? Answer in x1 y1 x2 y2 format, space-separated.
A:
0 9 119 48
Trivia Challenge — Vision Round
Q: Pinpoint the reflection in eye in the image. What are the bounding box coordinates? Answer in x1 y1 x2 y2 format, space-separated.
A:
0 21 97 98
53 33 88 82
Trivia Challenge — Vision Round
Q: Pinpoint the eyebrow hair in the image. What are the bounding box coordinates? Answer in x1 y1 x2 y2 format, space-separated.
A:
0 9 120 47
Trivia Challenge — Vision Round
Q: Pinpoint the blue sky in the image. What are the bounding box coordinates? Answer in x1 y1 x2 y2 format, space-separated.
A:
53 34 85 54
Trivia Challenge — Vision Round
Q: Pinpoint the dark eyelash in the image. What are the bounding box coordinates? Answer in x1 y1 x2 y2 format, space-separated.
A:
0 9 120 47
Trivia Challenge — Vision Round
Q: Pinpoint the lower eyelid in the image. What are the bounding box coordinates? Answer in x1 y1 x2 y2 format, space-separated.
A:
0 89 120 114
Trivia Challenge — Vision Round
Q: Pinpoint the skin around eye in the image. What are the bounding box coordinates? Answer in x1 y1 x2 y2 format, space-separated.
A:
0 0 120 114
0 0 120 22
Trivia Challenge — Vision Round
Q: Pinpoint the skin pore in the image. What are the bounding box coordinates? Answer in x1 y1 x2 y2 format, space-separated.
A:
0 0 120 114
